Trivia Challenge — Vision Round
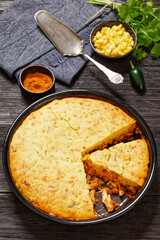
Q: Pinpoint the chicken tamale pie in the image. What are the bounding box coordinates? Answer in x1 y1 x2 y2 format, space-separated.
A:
8 97 150 221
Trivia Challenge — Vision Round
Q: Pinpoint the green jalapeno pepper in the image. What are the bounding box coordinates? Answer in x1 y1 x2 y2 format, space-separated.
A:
129 61 145 93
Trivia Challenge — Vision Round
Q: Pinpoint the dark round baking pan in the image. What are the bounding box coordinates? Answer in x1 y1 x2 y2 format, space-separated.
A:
2 89 156 225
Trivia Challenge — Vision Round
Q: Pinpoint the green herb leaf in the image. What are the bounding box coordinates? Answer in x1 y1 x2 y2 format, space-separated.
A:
146 0 154 8
150 43 160 57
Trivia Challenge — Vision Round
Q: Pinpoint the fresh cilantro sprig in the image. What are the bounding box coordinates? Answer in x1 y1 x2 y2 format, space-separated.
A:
88 0 160 60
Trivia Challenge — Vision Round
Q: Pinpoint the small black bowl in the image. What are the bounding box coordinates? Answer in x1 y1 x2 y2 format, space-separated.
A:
90 21 137 59
19 65 55 100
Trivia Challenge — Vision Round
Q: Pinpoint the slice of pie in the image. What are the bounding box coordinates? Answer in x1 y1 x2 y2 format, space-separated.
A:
83 139 149 188
50 97 136 154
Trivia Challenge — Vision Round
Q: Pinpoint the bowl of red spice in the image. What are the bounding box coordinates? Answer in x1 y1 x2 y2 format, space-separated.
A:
19 65 55 100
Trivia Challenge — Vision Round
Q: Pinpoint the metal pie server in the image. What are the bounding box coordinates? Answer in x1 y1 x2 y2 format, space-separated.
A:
34 10 123 84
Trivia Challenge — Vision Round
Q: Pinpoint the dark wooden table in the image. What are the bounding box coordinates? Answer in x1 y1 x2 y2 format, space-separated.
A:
0 1 160 239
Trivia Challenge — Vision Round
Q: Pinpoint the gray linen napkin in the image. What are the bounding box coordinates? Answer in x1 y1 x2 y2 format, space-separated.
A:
0 0 117 85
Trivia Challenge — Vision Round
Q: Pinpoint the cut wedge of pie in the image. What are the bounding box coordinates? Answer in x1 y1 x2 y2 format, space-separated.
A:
83 139 149 188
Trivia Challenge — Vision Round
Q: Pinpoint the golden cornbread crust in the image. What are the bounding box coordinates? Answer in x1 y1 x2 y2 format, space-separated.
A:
9 97 149 220
84 139 149 187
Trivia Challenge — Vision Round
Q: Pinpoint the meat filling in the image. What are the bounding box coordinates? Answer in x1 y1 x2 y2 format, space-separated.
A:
85 127 142 213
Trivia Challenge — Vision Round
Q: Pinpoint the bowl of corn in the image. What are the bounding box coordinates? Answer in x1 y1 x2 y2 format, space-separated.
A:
90 21 137 59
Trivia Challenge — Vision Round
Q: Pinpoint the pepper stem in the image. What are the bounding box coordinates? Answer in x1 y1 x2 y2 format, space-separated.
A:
130 61 135 69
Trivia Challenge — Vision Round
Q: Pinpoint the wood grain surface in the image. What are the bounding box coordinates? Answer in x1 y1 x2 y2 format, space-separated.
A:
0 1 160 239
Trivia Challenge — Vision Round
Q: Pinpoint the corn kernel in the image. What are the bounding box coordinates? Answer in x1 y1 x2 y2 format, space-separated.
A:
93 24 134 57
